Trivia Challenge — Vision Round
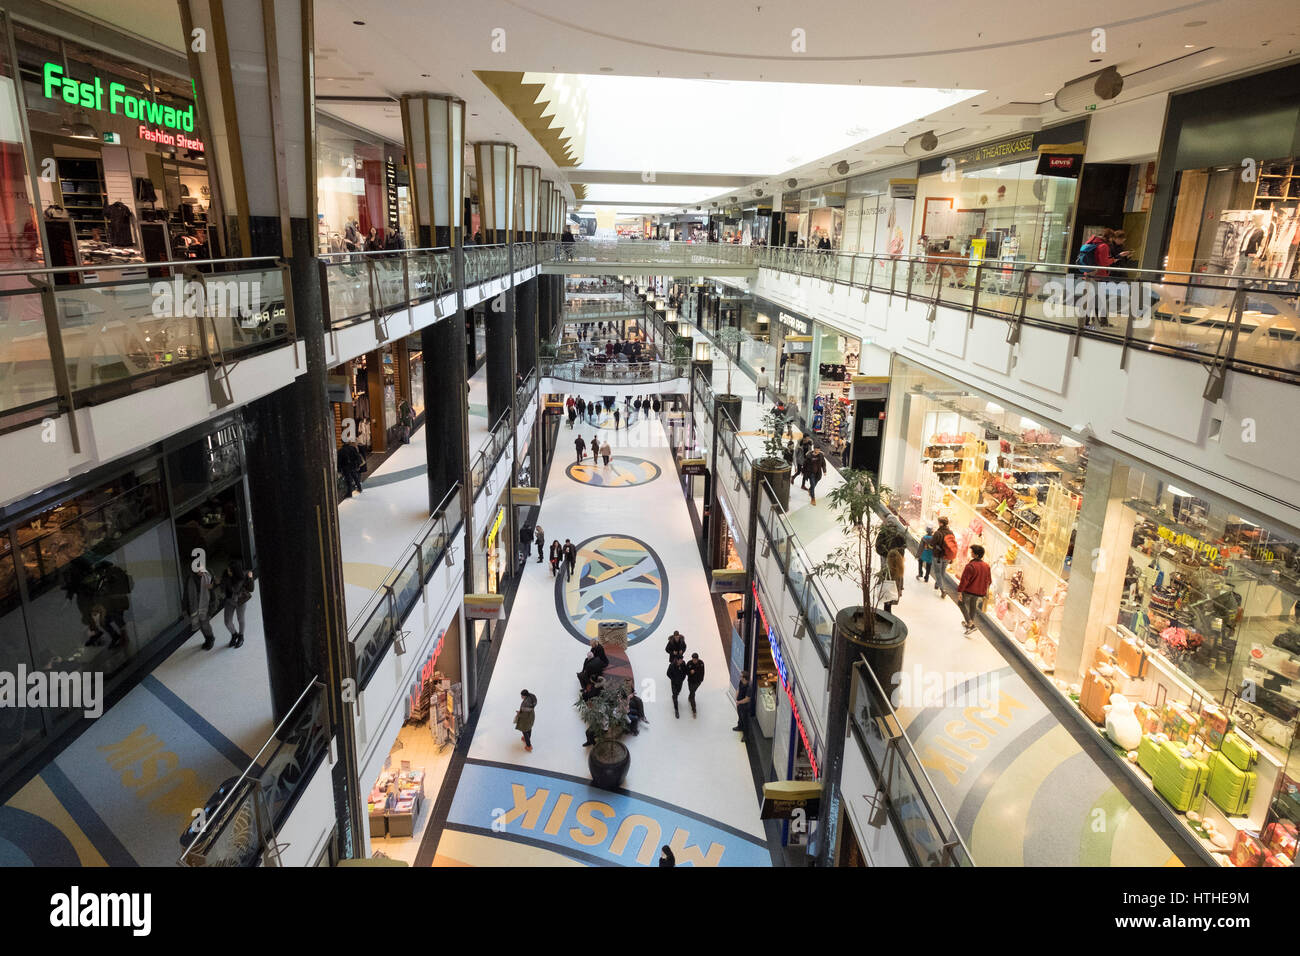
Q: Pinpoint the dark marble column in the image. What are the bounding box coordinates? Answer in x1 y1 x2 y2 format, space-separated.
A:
485 293 515 426
515 277 538 378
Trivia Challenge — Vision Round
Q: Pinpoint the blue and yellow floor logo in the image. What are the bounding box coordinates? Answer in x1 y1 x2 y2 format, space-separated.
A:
566 455 661 487
557 535 667 647
576 408 650 430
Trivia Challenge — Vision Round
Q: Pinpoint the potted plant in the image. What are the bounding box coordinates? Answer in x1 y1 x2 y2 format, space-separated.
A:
811 469 909 686
713 325 746 428
755 405 792 510
575 678 633 790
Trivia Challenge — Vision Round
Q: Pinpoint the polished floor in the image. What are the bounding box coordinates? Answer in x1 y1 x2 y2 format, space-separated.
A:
423 412 772 866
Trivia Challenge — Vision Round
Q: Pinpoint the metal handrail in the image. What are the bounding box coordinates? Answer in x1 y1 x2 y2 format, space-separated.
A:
0 254 282 277
318 245 450 262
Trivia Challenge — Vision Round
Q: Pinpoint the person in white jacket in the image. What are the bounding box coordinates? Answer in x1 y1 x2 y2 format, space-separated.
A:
755 366 770 404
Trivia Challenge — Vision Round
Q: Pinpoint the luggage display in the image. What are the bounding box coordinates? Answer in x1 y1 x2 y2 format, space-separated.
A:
1199 703 1231 749
1080 668 1114 725
1206 750 1257 815
1221 731 1258 771
1153 741 1208 812
1117 635 1149 678
1137 733 1168 777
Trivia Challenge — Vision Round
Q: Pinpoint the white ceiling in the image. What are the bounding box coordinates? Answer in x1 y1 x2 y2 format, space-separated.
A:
50 0 1300 212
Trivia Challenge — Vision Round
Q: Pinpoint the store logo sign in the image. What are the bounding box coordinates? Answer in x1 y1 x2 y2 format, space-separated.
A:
138 125 204 152
43 62 195 132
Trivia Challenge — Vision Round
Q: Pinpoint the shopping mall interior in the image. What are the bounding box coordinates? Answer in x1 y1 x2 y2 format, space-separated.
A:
0 0 1299 881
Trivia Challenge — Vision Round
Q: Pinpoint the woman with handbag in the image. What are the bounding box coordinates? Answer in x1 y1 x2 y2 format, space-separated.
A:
220 559 255 648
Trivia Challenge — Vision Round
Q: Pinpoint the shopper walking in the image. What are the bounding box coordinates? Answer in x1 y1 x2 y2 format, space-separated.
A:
601 440 612 467
563 538 578 581
535 525 546 563
659 845 676 867
804 447 827 505
185 566 218 651
576 397 586 420
220 559 254 648
793 437 809 487
957 544 993 634
514 689 537 751
664 630 687 660
732 671 752 733
613 407 621 430
931 517 957 595
755 366 770 404
685 652 705 716
917 526 935 582
667 654 687 718
575 434 586 463
337 439 365 498
567 403 576 428
883 545 906 614
549 539 562 577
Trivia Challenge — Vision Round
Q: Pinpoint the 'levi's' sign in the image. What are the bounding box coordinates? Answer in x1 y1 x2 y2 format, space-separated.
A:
43 62 195 133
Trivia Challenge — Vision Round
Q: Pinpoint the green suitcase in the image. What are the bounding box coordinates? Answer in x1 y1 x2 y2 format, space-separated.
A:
1221 731 1257 772
1153 741 1208 812
1207 750 1256 815
1138 733 1167 777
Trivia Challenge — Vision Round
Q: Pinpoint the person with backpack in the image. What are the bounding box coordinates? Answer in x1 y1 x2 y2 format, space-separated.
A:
1076 230 1115 327
185 566 218 651
917 526 935 582
220 559 254 648
514 689 537 751
931 517 958 596
667 654 688 718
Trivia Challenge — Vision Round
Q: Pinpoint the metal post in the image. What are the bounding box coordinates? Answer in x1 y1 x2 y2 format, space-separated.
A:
33 280 81 454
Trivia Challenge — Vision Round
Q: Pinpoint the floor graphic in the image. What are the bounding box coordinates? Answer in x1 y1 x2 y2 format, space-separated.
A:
443 760 770 867
556 534 667 647
566 455 661 487
897 668 1185 866
573 409 651 431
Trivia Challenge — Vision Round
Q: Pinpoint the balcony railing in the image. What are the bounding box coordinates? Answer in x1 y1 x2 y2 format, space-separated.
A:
319 246 455 330
348 482 464 688
0 257 291 441
535 241 1300 384
695 365 969 866
463 243 510 286
470 409 513 501
179 676 331 866
540 357 689 385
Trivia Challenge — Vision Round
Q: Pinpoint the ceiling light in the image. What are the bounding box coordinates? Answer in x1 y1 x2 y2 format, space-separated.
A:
421 73 431 78
1184 43 1196 48
599 66 614 73
70 111 98 139
352 20 365 25
1184 19 1206 26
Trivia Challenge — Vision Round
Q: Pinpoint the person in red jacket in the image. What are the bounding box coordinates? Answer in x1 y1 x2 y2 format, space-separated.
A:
957 544 992 634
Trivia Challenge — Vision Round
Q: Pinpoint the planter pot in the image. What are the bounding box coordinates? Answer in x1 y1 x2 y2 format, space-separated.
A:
716 395 743 431
589 739 630 791
756 458 791 510
836 606 908 690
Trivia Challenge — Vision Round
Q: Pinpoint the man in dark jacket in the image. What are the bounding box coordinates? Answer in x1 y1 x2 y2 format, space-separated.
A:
733 671 752 733
337 440 365 498
666 654 687 718
628 690 647 735
563 539 578 581
685 653 705 716
664 630 687 660
804 447 827 505
575 434 586 463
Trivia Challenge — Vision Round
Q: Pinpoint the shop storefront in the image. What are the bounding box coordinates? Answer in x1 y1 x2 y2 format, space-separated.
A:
912 120 1087 268
328 345 409 466
317 116 411 252
1149 62 1300 281
0 417 250 779
841 166 918 260
882 354 1300 864
16 21 214 272
797 181 846 249
712 493 746 634
366 619 463 858
810 328 859 458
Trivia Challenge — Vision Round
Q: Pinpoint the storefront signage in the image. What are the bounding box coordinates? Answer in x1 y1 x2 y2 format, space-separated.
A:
138 125 204 152
44 62 196 132
1035 152 1082 178
753 584 820 778
464 593 505 620
680 457 707 475
760 780 823 820
948 134 1035 168
509 487 540 505
711 569 747 593
1154 524 1221 562
888 179 917 200
777 311 810 335
385 158 399 233
784 335 812 355
851 375 889 401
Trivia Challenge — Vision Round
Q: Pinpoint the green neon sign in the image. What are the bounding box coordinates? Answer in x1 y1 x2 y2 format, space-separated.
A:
43 62 195 133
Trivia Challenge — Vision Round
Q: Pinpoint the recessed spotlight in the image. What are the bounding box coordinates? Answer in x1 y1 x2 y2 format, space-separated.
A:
599 66 614 73
352 20 365 25
420 73 431 78
1184 19 1206 26
901 79 917 84
1089 58 1102 63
